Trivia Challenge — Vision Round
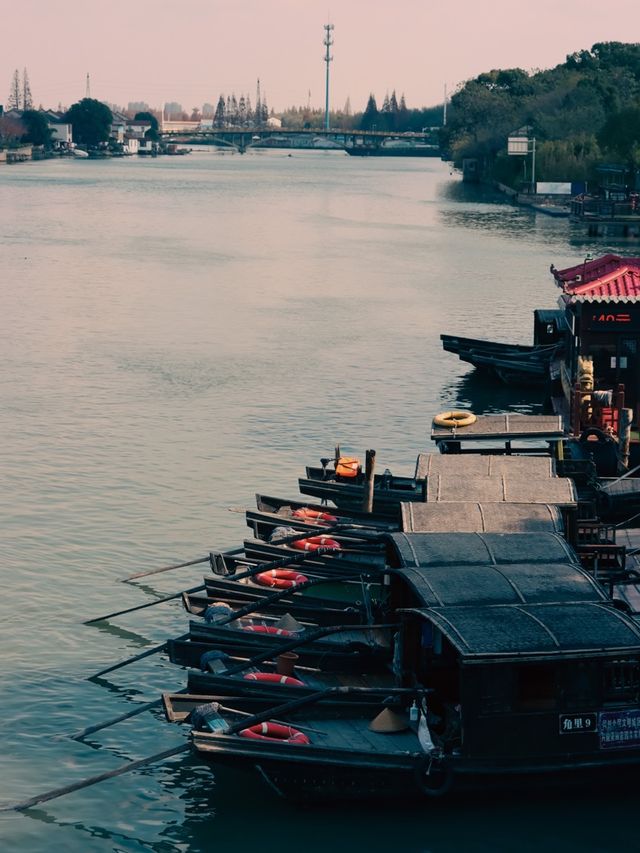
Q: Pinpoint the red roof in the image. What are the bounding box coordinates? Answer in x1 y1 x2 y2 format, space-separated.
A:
553 255 640 302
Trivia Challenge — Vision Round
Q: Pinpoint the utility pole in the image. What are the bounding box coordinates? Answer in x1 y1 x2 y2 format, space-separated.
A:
323 22 334 131
85 73 91 99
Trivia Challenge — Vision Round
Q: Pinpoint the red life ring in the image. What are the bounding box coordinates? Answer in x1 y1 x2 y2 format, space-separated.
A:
239 721 310 745
292 508 338 523
242 624 296 637
243 672 305 687
253 569 309 589
291 536 342 552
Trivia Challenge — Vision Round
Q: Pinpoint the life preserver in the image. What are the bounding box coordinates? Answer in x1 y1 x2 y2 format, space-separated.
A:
254 569 309 589
242 625 297 637
413 755 453 797
433 411 477 429
291 536 342 552
243 672 305 687
239 721 310 744
336 456 361 478
292 508 338 523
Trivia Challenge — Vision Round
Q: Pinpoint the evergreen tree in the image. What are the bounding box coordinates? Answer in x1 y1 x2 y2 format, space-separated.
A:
214 95 225 127
7 69 21 110
361 94 379 130
22 68 33 110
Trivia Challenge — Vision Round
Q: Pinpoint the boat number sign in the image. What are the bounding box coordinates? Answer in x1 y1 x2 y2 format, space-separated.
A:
558 710 640 749
587 308 640 331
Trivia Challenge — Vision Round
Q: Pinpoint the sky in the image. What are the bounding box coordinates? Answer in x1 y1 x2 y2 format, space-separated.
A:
4 0 640 113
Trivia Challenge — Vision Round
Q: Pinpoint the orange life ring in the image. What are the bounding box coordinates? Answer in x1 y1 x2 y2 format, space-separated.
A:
239 721 310 745
254 569 309 589
336 456 361 478
242 624 297 637
292 508 338 523
291 536 342 552
243 672 305 687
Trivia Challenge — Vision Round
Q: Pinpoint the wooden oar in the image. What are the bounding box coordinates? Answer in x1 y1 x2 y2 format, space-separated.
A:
84 584 206 625
121 547 245 583
88 633 189 680
0 743 190 813
64 688 187 741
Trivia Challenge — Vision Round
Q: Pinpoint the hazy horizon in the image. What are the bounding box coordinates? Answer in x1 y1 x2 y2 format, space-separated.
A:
4 0 640 114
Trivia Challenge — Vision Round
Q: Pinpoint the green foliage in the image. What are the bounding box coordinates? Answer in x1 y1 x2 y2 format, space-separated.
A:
134 111 159 140
20 110 53 147
65 98 113 147
442 41 640 183
597 107 640 165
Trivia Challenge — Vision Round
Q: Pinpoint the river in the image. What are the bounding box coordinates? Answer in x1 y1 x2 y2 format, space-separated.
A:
0 150 634 852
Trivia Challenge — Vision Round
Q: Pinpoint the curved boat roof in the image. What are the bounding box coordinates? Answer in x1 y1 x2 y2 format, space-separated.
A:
397 561 606 608
408 602 640 660
388 532 577 568
400 502 564 534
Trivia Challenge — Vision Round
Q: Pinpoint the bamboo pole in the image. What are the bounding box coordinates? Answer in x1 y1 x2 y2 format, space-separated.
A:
362 449 376 513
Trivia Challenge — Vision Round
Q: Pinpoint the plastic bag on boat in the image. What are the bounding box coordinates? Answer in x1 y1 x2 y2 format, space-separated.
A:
270 526 298 543
188 702 229 733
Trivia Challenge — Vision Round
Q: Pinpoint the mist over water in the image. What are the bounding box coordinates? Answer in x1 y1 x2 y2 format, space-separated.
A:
0 151 632 851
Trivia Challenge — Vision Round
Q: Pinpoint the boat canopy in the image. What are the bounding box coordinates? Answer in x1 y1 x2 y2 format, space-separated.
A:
414 453 556 480
400 502 564 534
387 531 578 568
396 561 606 608
424 474 576 506
406 602 640 661
431 414 565 444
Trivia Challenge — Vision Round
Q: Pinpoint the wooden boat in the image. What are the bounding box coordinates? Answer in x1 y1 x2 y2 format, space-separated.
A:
299 463 425 518
167 662 395 704
241 536 386 572
441 334 560 360
184 600 640 801
251 494 397 533
440 334 561 385
183 591 371 627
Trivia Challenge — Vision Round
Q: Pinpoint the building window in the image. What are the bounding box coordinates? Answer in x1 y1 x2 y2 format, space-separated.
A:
603 660 640 704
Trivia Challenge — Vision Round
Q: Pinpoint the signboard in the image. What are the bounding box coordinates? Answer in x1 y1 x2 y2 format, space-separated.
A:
585 307 640 332
508 137 529 156
536 182 571 195
599 709 640 749
559 713 597 734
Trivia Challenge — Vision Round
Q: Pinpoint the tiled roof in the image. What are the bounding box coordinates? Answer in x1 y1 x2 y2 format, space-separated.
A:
554 255 640 303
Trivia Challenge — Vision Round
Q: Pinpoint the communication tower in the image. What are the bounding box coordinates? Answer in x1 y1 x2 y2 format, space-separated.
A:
323 23 334 131
85 73 91 99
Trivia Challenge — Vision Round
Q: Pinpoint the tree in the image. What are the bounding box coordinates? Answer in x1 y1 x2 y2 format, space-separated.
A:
21 110 52 146
360 94 379 130
597 107 640 164
214 96 225 127
134 111 159 141
22 68 33 110
7 69 20 110
65 98 113 147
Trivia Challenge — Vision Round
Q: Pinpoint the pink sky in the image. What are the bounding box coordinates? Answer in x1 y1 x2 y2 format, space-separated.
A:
5 0 640 113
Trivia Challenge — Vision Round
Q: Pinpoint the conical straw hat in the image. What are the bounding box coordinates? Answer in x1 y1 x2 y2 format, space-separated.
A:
369 707 409 733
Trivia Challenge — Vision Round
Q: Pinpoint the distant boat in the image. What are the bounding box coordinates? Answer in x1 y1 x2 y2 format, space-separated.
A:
346 138 439 157
71 148 89 158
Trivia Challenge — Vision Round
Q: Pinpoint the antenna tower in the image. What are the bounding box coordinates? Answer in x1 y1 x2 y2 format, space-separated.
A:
85 73 91 99
323 23 334 131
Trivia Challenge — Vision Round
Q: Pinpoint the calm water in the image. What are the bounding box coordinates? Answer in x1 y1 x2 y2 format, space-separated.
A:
0 151 633 852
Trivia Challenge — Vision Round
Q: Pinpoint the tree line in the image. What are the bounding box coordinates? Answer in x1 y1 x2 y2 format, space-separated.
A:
441 42 640 186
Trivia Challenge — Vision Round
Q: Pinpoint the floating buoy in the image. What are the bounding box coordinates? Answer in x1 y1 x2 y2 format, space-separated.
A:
239 721 310 744
254 569 309 589
433 411 477 429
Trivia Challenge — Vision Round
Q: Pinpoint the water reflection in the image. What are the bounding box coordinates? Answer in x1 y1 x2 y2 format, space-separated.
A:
448 367 545 415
